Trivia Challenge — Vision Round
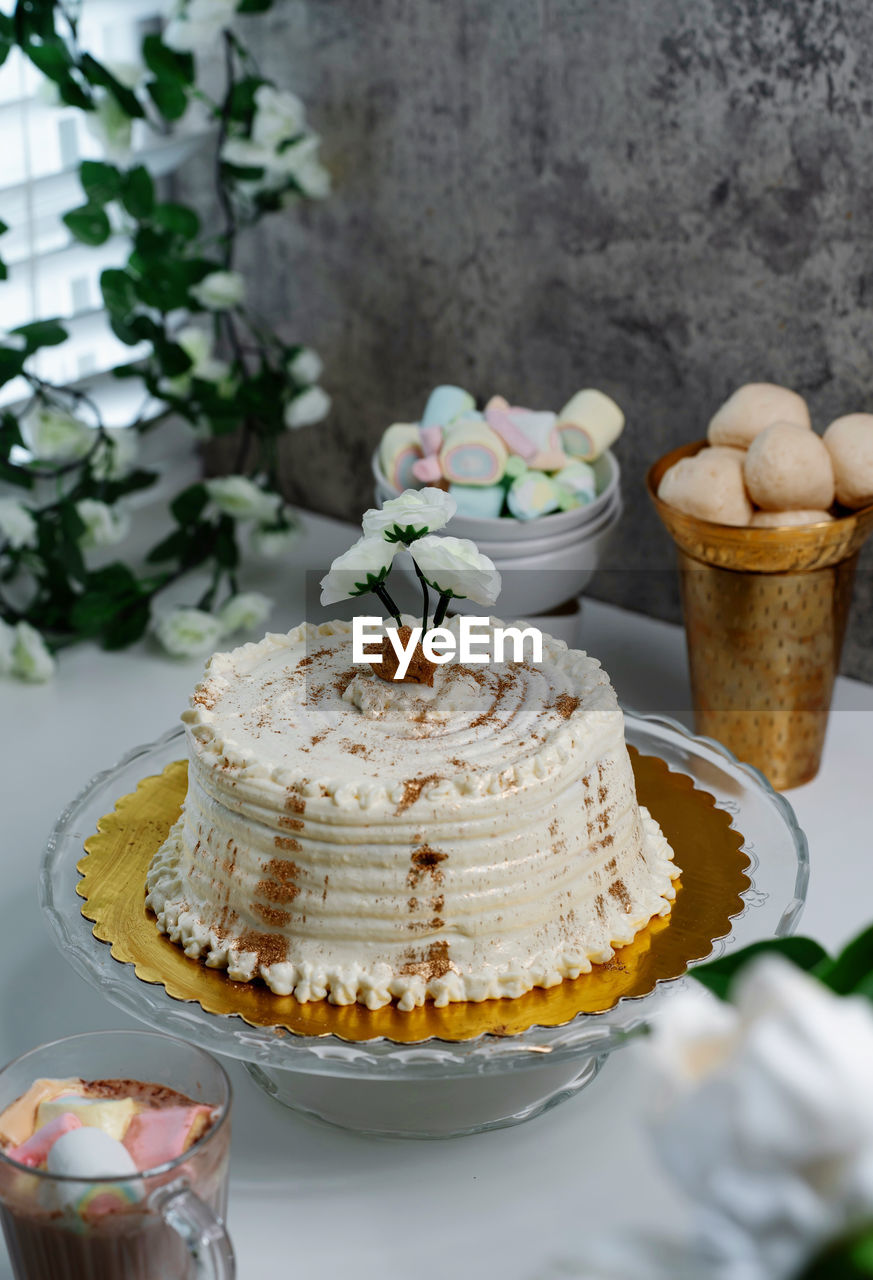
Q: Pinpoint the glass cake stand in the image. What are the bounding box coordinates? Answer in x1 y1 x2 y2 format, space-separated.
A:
41 711 808 1139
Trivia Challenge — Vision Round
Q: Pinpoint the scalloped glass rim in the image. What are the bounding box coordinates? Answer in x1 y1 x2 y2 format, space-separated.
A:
40 710 808 1080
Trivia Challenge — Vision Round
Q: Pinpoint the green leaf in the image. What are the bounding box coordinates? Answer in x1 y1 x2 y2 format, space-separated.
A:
171 483 209 526
142 34 194 86
152 202 200 240
100 268 138 319
147 77 188 121
0 218 8 235
80 160 121 205
0 259 8 282
145 528 187 563
102 597 151 650
228 76 265 124
120 166 155 220
0 348 25 389
691 937 830 1002
63 204 111 246
214 517 239 569
237 0 274 9
11 320 68 351
80 53 144 118
800 1224 873 1279
818 924 873 996
0 460 32 490
24 38 71 83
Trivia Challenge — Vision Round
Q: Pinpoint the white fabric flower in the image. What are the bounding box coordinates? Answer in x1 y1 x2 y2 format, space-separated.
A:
20 405 93 463
75 499 130 549
363 488 457 544
1 333 27 352
0 618 15 675
90 428 139 481
284 386 331 429
250 524 299 558
11 621 55 682
218 592 273 635
410 535 501 605
276 134 331 197
649 957 873 1280
320 536 397 606
205 476 281 523
154 608 224 657
160 327 231 397
190 270 245 310
0 499 37 550
251 85 306 150
287 347 323 386
164 0 238 52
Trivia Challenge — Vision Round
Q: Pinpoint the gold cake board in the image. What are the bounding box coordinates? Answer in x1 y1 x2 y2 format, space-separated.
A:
77 748 749 1045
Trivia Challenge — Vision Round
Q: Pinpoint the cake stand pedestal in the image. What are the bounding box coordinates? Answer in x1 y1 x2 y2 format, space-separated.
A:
41 712 807 1140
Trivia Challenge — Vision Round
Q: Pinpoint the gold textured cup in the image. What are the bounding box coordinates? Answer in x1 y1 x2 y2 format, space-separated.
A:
648 441 873 790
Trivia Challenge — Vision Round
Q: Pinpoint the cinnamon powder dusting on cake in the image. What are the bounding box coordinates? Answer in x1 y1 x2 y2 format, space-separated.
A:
553 694 580 719
334 669 355 698
408 845 448 888
285 793 305 814
274 835 300 852
395 774 442 815
608 880 632 913
191 687 215 710
296 647 331 670
399 940 453 981
278 815 303 831
235 930 288 969
253 903 291 927
256 859 300 905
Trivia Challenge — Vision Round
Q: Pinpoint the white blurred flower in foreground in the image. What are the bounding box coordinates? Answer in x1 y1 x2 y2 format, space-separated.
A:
86 92 133 160
160 327 230 397
190 270 245 311
206 476 281 524
75 499 130 549
287 347 323 386
284 386 330 429
250 524 298 558
11 622 55 682
154 608 223 657
218 592 272 635
647 957 873 1279
0 499 37 550
164 0 238 53
91 428 139 481
20 404 92 463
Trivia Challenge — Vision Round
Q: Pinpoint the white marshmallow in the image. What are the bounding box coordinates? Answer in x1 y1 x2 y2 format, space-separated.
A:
556 389 624 461
707 383 811 449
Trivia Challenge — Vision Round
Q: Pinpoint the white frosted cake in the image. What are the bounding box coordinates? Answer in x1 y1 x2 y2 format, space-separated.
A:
146 617 680 1010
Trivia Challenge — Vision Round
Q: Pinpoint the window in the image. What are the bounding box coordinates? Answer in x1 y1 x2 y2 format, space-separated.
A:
0 0 201 427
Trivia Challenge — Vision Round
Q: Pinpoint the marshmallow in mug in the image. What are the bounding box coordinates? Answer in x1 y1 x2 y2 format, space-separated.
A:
823 413 873 509
707 383 811 449
556 389 625 461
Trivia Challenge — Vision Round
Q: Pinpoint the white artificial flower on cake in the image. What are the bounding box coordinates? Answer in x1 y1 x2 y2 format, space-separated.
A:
154 608 224 657
284 386 331 429
0 499 37 550
20 404 92 463
320 536 398 606
90 428 139 481
11 621 55 682
190 270 245 311
362 488 456 544
218 592 273 635
0 618 15 675
287 346 323 386
75 499 131 549
410 535 501 605
164 0 238 52
205 476 281 524
648 956 873 1280
250 524 298 558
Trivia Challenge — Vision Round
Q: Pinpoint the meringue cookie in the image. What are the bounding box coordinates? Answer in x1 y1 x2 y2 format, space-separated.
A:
743 422 835 511
707 383 811 449
823 413 873 509
657 447 753 526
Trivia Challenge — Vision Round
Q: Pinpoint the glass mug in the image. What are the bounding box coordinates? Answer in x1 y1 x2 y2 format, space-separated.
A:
0 1030 234 1280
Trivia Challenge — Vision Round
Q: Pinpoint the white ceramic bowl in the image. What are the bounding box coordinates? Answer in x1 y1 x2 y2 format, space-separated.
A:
473 488 622 559
371 448 621 543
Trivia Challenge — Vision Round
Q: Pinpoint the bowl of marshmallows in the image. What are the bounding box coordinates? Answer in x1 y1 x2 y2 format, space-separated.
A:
372 383 627 616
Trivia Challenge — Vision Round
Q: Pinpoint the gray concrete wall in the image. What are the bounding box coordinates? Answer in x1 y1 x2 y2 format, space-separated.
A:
196 0 873 681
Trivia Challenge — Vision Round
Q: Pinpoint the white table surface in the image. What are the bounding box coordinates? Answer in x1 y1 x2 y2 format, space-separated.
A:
3 507 873 1279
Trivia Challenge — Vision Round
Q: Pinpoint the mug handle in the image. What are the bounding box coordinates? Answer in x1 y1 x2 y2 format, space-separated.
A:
150 1178 236 1279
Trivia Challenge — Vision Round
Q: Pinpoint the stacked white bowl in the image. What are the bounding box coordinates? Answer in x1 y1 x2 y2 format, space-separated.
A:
371 449 623 618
